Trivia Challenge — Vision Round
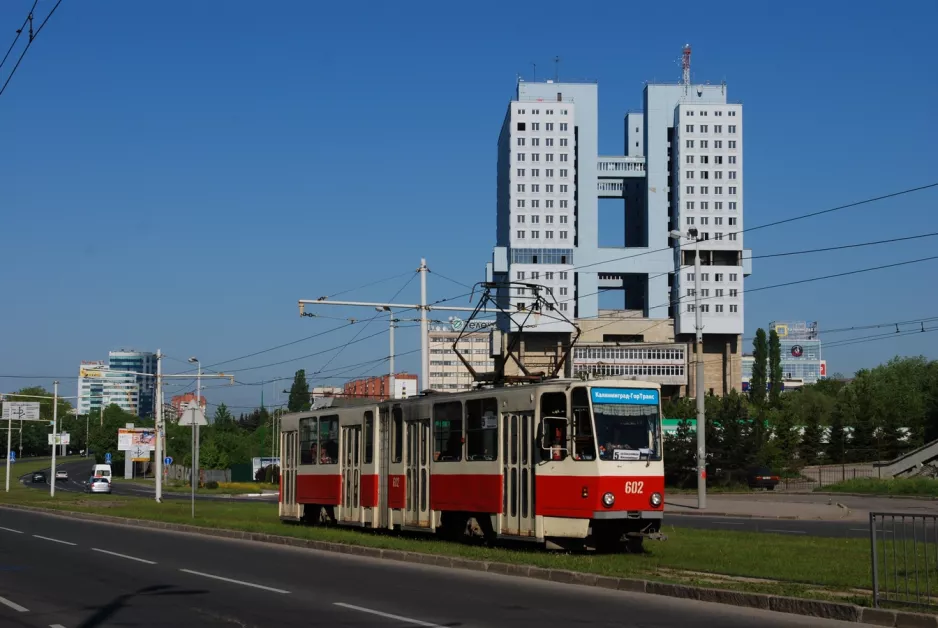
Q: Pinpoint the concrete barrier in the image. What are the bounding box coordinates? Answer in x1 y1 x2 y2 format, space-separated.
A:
2 503 936 627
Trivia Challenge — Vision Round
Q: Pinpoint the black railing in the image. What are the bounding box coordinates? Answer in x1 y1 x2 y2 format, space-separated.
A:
870 512 938 609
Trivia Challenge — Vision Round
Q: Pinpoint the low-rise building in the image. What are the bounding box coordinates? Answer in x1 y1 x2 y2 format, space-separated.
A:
428 317 497 392
343 374 418 401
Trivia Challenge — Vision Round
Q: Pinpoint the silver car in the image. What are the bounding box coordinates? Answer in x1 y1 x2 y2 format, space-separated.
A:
85 477 111 494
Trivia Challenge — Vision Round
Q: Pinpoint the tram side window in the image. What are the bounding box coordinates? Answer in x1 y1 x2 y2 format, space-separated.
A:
433 401 463 462
319 415 339 465
539 392 568 462
299 417 318 465
572 387 596 460
364 411 374 464
392 408 403 463
466 397 498 461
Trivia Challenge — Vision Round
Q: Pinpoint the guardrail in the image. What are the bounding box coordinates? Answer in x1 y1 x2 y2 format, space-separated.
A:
870 512 938 609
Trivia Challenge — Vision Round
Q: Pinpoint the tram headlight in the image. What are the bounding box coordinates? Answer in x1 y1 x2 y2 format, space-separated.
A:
602 492 615 508
650 492 663 508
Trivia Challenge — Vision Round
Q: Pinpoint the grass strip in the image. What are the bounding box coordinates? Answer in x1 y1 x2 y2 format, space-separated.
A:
3 457 880 605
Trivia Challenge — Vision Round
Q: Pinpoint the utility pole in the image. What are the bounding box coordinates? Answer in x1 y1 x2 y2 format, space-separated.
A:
50 381 58 498
669 229 706 510
693 234 706 510
298 258 499 393
155 349 163 503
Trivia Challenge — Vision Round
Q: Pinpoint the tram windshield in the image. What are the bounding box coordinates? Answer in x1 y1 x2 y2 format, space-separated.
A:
589 387 661 462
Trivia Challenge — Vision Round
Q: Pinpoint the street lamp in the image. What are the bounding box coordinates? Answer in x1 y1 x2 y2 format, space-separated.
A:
376 306 396 399
187 357 201 512
669 228 706 510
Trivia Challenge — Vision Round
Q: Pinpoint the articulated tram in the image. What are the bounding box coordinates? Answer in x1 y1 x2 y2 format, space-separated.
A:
278 378 665 552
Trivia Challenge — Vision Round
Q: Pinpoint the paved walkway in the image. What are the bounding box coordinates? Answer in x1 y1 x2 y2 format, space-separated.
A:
665 492 938 521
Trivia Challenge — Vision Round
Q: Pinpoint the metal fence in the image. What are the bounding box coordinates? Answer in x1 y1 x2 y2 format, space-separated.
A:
870 512 938 609
778 465 876 491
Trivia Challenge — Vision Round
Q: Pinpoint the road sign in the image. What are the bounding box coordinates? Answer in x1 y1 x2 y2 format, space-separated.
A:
129 444 150 462
8 451 14 463
105 452 112 464
48 432 70 446
164 456 173 466
1 402 41 421
178 401 208 426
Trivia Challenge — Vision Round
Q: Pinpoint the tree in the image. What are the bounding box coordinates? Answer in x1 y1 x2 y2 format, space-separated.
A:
287 369 311 413
2 387 73 457
770 403 800 473
213 403 234 426
826 390 849 464
768 329 783 407
750 328 768 406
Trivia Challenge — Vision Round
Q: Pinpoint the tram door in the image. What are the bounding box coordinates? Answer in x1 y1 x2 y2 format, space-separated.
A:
378 408 390 528
501 412 535 537
279 430 300 520
404 419 430 528
342 426 361 522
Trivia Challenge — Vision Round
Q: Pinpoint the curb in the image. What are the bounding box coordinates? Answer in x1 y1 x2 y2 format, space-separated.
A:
806 492 938 502
2 504 935 626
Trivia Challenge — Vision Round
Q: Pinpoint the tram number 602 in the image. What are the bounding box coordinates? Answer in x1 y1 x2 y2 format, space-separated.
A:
624 481 644 494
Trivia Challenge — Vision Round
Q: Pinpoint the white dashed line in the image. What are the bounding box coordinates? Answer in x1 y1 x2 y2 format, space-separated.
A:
0 526 23 534
179 569 290 594
50 624 67 628
710 521 744 525
334 602 445 627
91 548 156 565
0 595 28 613
32 534 76 546
764 529 806 535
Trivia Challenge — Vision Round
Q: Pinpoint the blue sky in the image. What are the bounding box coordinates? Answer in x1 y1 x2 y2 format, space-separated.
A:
2 0 936 411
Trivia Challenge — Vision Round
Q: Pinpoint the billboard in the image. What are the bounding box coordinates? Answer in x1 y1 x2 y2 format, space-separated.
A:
117 428 156 451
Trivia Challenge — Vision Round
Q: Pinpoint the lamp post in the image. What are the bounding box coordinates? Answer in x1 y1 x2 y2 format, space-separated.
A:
670 228 706 510
187 357 201 514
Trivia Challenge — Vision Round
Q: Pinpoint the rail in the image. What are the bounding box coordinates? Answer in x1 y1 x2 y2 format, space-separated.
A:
870 512 938 609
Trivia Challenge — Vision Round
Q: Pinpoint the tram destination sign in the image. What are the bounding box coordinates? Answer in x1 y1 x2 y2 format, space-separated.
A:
590 388 659 405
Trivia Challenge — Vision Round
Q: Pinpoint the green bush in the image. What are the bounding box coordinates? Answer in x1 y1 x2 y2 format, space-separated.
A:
204 480 219 490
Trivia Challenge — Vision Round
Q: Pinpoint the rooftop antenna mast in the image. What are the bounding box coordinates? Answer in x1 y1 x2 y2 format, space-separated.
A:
531 62 536 82
554 56 560 82
682 44 691 95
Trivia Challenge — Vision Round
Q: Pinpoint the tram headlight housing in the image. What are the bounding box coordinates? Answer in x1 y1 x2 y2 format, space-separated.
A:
602 492 615 508
650 492 663 508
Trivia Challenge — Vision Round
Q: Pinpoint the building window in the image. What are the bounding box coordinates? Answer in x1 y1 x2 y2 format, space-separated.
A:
714 171 722 179
517 230 525 239
701 171 709 179
686 201 694 210
517 168 525 177
715 273 724 281
700 305 709 313
701 273 709 281
531 230 539 239
560 153 568 162
715 289 724 297
686 217 694 225
714 217 722 225
546 184 553 192
545 213 554 222
532 168 539 177
700 140 708 148
560 215 568 223
531 214 539 223
517 153 525 161
729 125 737 133
700 125 708 133
545 272 554 279
715 232 723 240
715 305 724 313
560 123 568 131
701 217 709 225
560 272 568 280
517 138 525 146
517 199 525 208
686 186 694 194
714 186 721 195
729 186 737 195
686 124 694 132
560 169 568 177
560 200 568 208
560 230 568 239
729 156 737 164
729 233 738 241
687 273 694 281
545 122 554 131
730 289 738 297
559 287 568 296
728 217 737 226
532 123 540 131
730 305 738 313
517 184 525 192
516 215 525 223
545 138 554 147
686 139 694 148
730 273 738 281
729 202 737 210
729 140 737 149
700 186 708 194
517 122 525 131
517 271 525 280
560 302 568 311
714 140 722 148
560 138 568 146
701 201 709 210
686 155 694 164
545 230 554 239
545 200 554 208
729 171 737 180
686 171 695 179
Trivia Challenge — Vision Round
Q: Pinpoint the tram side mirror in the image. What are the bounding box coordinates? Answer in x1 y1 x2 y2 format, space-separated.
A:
539 416 569 461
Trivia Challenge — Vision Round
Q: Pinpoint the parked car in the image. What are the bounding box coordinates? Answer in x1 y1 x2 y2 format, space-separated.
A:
84 477 111 494
55 470 68 482
747 466 780 490
31 471 46 483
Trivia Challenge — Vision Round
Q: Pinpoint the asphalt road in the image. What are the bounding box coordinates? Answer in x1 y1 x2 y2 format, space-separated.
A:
664 513 881 539
21 459 275 503
0 508 869 628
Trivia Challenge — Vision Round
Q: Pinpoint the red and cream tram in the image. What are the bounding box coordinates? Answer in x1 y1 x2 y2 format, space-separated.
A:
278 378 665 552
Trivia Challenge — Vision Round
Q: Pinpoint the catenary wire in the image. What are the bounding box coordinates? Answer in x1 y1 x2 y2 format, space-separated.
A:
0 0 64 99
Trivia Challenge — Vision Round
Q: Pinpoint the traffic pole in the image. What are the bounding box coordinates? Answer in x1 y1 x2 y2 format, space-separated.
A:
50 380 58 498
5 418 12 492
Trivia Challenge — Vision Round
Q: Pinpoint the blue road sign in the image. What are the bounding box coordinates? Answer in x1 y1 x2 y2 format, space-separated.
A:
8 451 14 462
104 452 112 464
164 456 173 466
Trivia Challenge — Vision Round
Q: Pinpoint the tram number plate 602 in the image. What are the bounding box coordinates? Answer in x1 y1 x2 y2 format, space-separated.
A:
624 481 644 494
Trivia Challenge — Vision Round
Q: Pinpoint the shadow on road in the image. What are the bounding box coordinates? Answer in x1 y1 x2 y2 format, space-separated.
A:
77 584 209 628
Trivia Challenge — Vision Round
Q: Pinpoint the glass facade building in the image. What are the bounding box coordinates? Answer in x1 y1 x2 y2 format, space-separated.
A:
108 350 156 417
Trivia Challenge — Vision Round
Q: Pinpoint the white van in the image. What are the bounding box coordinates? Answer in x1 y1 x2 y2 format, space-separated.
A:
92 464 112 481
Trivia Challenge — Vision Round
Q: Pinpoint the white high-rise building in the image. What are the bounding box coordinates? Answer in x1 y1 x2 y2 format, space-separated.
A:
485 49 751 393
77 361 140 416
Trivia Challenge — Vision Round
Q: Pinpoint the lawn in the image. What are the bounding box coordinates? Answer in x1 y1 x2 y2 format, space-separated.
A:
819 477 938 497
2 456 885 606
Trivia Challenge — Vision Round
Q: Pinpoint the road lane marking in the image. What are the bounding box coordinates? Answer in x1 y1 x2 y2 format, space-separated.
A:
710 521 744 525
50 624 67 628
32 535 76 546
334 602 445 627
92 548 156 565
179 569 290 594
0 527 23 534
764 529 806 534
0 595 28 612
